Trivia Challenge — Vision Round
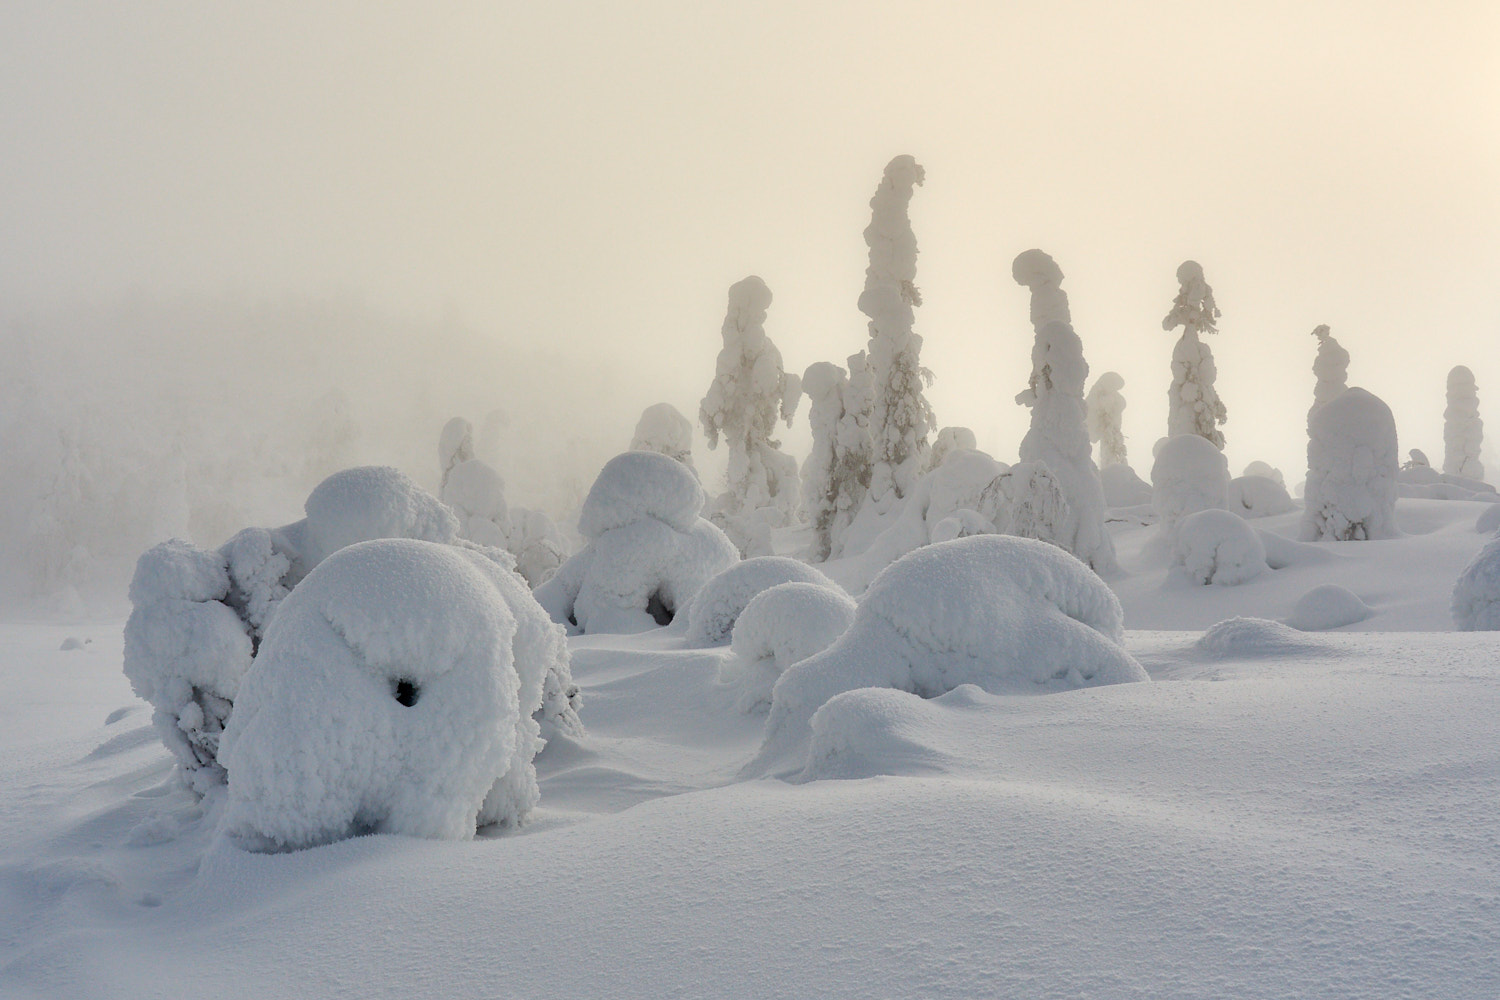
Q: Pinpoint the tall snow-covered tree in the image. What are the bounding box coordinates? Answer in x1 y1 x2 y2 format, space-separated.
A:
700 276 803 526
1012 250 1116 574
438 417 475 492
1444 365 1485 481
1302 387 1399 541
1163 260 1227 448
1085 371 1128 468
860 155 934 505
1310 325 1349 413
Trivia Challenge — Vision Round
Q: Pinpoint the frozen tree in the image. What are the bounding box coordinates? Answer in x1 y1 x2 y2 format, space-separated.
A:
699 276 803 535
1302 387 1399 541
1243 460 1285 486
438 417 475 492
801 358 872 562
1310 325 1349 414
928 426 977 471
1152 434 1230 544
1012 250 1116 573
1163 261 1226 448
861 155 935 505
1444 365 1485 481
630 402 696 472
1085 372 1128 468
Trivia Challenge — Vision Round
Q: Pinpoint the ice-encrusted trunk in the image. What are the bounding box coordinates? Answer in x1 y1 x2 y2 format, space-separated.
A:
1163 261 1226 449
1444 365 1485 482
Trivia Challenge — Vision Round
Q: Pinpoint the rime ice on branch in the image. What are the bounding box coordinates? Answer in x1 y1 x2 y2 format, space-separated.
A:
860 155 935 505
699 276 802 541
1085 372 1128 469
1011 250 1116 574
1444 365 1485 482
1163 261 1226 448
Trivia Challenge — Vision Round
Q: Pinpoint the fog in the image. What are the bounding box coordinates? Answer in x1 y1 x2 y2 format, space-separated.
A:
2 2 1498 609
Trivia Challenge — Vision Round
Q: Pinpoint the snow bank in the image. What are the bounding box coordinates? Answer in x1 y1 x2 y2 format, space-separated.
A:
721 582 857 711
1152 434 1229 541
1196 617 1325 658
1173 509 1267 586
536 452 738 634
1227 474 1295 519
630 402 696 471
219 539 571 850
1451 536 1500 629
754 535 1146 772
1302 387 1399 542
684 557 841 647
1289 584 1372 631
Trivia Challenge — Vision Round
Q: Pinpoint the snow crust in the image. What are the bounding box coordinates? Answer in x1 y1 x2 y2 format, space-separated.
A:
1452 535 1500 629
219 539 571 849
1289 584 1372 631
721 581 857 711
683 557 840 647
1172 509 1266 586
1302 387 1399 542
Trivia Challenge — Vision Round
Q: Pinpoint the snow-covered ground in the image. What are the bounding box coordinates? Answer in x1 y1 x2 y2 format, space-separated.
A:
2 498 1498 998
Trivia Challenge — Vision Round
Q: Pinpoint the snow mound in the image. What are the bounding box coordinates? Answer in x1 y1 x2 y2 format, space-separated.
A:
577 451 705 538
1478 505 1500 535
802 687 956 781
219 539 572 850
1173 509 1267 586
721 582 857 712
536 453 737 634
1100 463 1152 507
291 466 460 576
1228 475 1295 519
755 535 1146 771
1451 537 1500 630
1289 584 1372 631
1152 435 1229 541
685 557 840 646
1195 617 1325 658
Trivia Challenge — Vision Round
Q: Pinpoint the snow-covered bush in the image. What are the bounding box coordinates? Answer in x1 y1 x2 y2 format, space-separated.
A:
752 535 1147 769
1099 464 1152 507
684 557 841 647
535 451 738 634
1163 261 1226 448
801 359 872 563
1151 434 1229 542
506 507 568 589
1085 371 1128 468
861 155 935 505
219 539 571 850
1289 584 1372 631
1452 536 1500 629
720 582 857 712
1227 474 1295 519
928 426 977 471
1011 249 1116 573
1243 461 1286 486
630 402 696 471
1444 365 1485 482
1301 387 1399 542
1173 508 1267 586
441 458 510 549
699 276 802 543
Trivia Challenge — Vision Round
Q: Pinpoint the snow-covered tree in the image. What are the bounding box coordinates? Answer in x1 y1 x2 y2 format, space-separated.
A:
928 426 977 471
699 276 802 532
438 417 475 492
1012 250 1116 573
1302 387 1399 541
1444 365 1485 481
801 361 863 562
1085 371 1128 468
861 155 935 505
630 402 696 472
1163 261 1226 448
1310 325 1349 414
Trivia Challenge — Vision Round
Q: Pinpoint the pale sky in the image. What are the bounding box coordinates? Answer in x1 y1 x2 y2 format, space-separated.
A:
4 1 1498 488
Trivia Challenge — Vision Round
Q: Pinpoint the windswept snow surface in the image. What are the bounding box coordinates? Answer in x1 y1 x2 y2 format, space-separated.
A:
4 497 1500 998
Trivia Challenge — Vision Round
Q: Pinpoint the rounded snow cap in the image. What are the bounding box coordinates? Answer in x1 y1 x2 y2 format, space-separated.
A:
1448 365 1477 389
578 451 707 539
1093 371 1125 393
1012 249 1063 289
801 361 846 398
685 557 841 646
301 466 459 567
883 154 925 189
727 275 773 315
1176 260 1205 285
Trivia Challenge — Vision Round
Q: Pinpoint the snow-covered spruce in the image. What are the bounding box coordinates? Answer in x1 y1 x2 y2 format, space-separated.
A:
1085 371 1129 468
1451 536 1500 629
699 276 802 553
630 402 696 472
1301 387 1399 541
534 451 738 634
441 458 510 550
1172 508 1267 586
1444 365 1485 482
928 426 977 471
1289 584 1372 631
801 358 874 562
720 582 857 712
1163 260 1226 448
752 535 1146 772
438 417 476 493
1011 250 1116 573
683 557 841 647
219 539 571 850
861 155 935 506
1310 325 1349 414
1227 474 1295 519
1151 434 1230 544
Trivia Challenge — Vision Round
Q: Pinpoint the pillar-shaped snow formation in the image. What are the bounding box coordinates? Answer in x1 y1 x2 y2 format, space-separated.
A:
700 276 802 526
801 360 872 563
1310 325 1350 413
1302 386 1399 541
1085 372 1128 468
1163 261 1227 449
631 402 696 472
438 417 475 491
1012 250 1116 574
861 155 934 505
1444 365 1485 482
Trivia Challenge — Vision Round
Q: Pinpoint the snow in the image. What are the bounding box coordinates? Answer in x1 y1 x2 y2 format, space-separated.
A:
1099 462 1152 507
1151 434 1230 542
576 450 705 538
1444 364 1485 481
1172 508 1267 586
289 465 461 579
1163 260 1227 448
1302 387 1399 542
928 425 976 470
683 556 841 647
1288 583 1373 631
721 581 857 711
1227 473 1295 518
440 458 509 549
219 539 570 850
629 402 696 470
1084 370 1128 467
1451 535 1500 629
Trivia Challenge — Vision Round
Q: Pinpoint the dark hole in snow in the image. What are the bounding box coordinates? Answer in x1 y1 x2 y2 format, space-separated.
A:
645 591 674 627
393 679 420 707
566 612 577 628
